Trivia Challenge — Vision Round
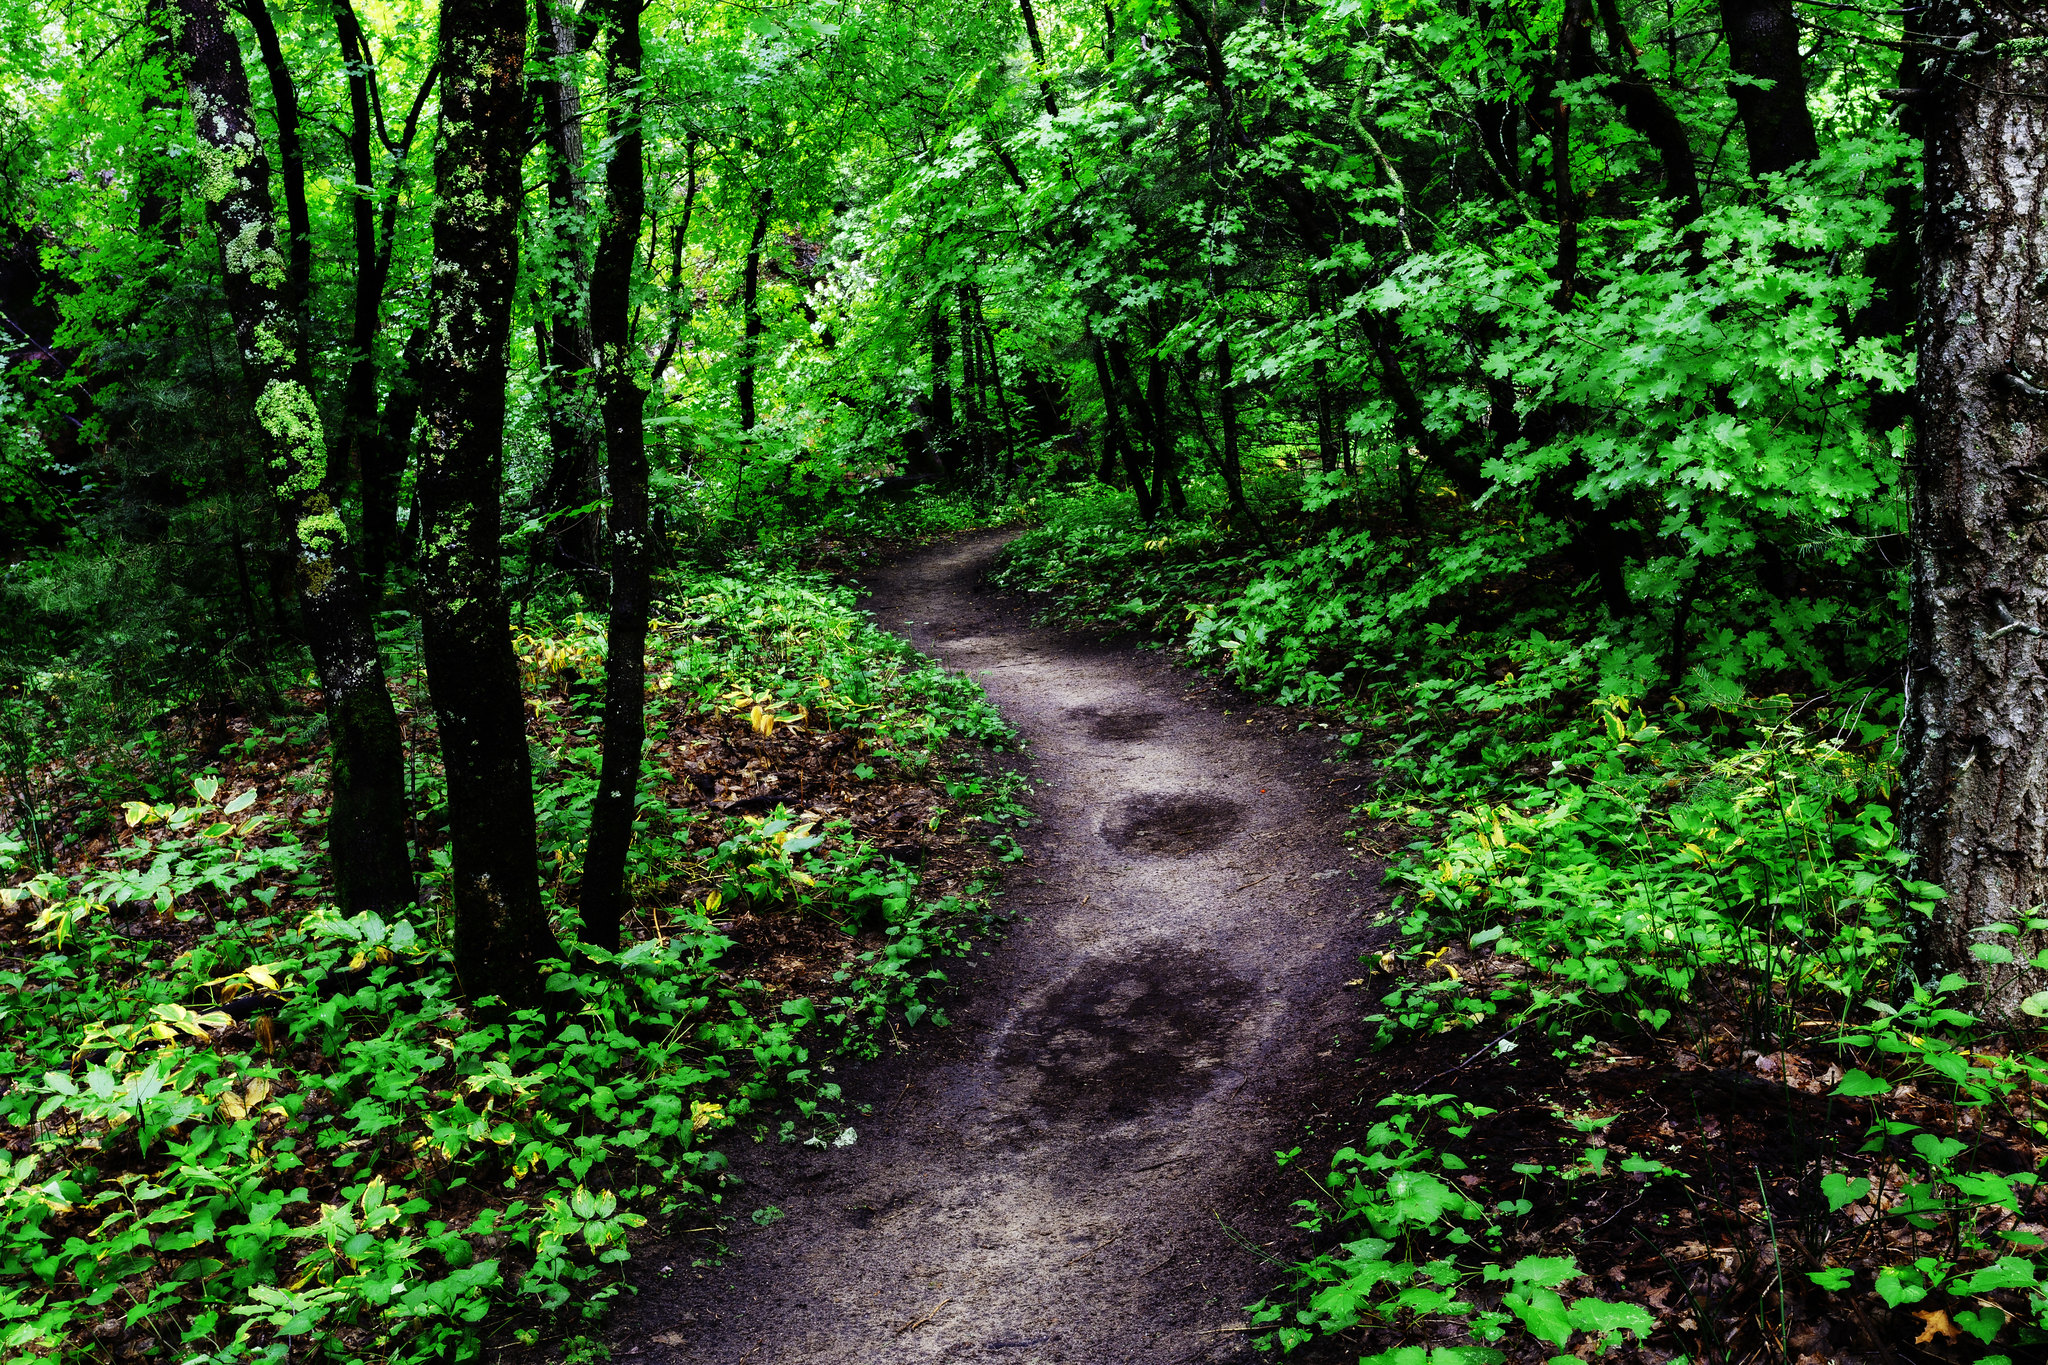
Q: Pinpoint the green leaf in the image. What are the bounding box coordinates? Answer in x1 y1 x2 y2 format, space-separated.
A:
1807 1267 1854 1291
1566 1298 1653 1339
1503 1288 1573 1346
1820 1172 1870 1212
1831 1069 1889 1098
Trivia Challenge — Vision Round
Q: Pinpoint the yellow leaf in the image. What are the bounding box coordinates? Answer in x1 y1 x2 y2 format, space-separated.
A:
245 1077 271 1106
1912 1309 1960 1344
122 801 153 828
245 964 281 991
219 1090 247 1121
691 1100 726 1132
750 704 776 737
703 890 722 914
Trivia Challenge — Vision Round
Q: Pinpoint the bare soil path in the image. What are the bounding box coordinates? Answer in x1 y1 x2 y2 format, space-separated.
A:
621 531 1388 1363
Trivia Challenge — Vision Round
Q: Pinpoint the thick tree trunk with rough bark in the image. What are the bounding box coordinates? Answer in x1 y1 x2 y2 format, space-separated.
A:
579 0 651 954
1906 0 2048 1024
416 0 562 1006
174 0 415 918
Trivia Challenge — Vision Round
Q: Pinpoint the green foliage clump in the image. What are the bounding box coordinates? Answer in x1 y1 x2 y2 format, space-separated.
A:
0 567 1016 1365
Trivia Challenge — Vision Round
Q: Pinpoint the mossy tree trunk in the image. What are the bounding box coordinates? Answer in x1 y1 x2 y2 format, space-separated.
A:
1906 0 2048 1025
173 0 415 918
416 0 562 1006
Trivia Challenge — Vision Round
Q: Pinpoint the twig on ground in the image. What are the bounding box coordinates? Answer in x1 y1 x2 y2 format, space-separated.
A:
894 1297 953 1336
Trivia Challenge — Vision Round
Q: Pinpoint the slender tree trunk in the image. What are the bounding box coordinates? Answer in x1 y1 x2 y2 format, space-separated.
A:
1594 0 1704 255
138 0 181 251
1905 0 2048 1023
364 326 428 588
416 0 561 1006
237 0 312 333
1552 0 1585 311
1106 337 1166 517
1091 340 1155 517
333 0 384 527
174 0 414 918
1307 277 1338 474
534 0 606 590
958 286 991 474
928 297 956 468
1717 0 1818 176
579 0 650 953
1147 353 1185 513
650 142 699 384
739 188 773 433
1215 337 1263 540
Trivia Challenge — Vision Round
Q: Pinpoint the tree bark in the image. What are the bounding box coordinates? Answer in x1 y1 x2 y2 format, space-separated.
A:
739 188 774 433
927 296 956 468
416 0 561 1006
236 0 312 331
333 0 384 548
1552 0 1585 311
1215 338 1261 539
1593 0 1704 262
1717 0 1818 177
533 0 606 590
579 0 651 954
1905 0 2048 1023
174 0 415 918
1091 339 1155 518
650 141 698 384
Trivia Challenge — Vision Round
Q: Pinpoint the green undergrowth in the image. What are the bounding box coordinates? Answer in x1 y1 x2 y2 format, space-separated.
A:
0 567 1020 1364
997 486 2048 1360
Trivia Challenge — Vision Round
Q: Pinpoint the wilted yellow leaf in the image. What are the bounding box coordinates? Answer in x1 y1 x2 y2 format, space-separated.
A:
750 704 777 737
1912 1309 1960 1344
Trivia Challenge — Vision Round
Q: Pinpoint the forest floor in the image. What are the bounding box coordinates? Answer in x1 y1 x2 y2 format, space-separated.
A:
614 530 1390 1362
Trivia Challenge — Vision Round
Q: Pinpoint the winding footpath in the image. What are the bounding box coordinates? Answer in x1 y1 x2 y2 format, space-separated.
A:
622 532 1387 1364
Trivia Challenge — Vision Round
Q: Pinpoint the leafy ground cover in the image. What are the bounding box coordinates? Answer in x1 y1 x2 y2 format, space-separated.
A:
0 564 1022 1364
994 483 2045 1364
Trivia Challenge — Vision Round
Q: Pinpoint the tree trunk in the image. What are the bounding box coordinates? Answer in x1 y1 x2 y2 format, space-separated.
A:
650 142 699 384
1091 340 1155 518
1215 338 1261 538
1594 0 1704 263
237 0 312 333
1551 0 1585 311
927 297 956 468
333 0 384 541
1905 0 2048 1023
416 0 561 1006
364 326 428 589
174 0 415 918
533 0 606 591
579 0 651 954
958 286 991 474
138 0 182 250
1717 0 1818 177
739 188 773 433
1145 353 1184 512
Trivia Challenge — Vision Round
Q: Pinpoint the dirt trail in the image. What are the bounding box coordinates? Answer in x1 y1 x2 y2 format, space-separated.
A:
624 532 1387 1363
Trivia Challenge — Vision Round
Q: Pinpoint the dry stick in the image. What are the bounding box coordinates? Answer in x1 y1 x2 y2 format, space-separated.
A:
893 1297 953 1336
